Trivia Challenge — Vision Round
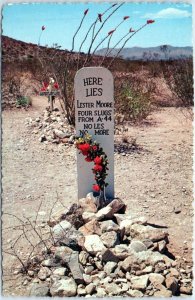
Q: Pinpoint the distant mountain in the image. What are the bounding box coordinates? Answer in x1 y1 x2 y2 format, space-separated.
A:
96 45 193 61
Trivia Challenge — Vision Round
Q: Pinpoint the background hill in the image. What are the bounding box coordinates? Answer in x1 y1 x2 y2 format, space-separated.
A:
96 45 193 61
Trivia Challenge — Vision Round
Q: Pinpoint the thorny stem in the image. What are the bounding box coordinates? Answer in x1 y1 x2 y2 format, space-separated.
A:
99 19 127 66
84 3 124 66
76 3 116 70
71 13 87 52
107 23 148 69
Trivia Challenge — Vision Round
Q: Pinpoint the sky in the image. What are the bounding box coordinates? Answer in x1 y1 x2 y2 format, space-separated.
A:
2 2 193 52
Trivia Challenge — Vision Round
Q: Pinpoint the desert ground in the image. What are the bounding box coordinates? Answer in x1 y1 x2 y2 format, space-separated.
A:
2 95 193 296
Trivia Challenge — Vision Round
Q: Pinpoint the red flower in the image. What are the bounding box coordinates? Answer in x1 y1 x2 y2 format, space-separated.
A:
84 9 89 15
78 143 91 153
94 156 102 165
92 145 98 151
123 16 130 20
40 87 46 91
93 184 100 192
42 26 45 31
129 28 135 33
85 157 93 162
108 29 115 35
54 82 59 89
93 164 103 172
147 20 155 24
98 13 102 22
43 82 48 88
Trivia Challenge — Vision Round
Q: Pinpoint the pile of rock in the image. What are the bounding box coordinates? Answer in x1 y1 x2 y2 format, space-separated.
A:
28 194 193 297
25 109 75 145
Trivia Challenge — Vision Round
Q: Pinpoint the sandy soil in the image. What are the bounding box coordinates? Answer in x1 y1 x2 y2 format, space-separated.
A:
2 96 193 295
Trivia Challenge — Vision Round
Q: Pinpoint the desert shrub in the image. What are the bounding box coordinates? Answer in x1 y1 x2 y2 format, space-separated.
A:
161 58 193 107
16 96 32 107
115 74 155 124
118 85 153 123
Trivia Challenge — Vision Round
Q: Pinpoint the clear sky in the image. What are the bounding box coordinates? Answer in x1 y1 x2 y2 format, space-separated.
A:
2 2 193 52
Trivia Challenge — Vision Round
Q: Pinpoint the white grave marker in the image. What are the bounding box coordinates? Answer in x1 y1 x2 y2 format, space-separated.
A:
74 67 114 199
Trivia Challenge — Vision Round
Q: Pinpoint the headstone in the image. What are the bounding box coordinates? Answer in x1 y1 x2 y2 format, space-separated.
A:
74 67 114 199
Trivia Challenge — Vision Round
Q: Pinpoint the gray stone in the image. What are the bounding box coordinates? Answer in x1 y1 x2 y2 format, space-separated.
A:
82 212 96 223
154 290 172 297
79 219 102 236
104 261 117 275
114 213 132 225
37 267 51 280
50 277 77 297
107 198 126 215
54 246 73 263
101 248 120 263
105 282 122 295
77 285 86 296
52 220 83 249
84 235 106 254
79 197 97 213
29 283 49 296
85 265 94 275
130 275 149 291
96 206 113 220
53 267 66 276
96 287 106 297
27 270 34 277
121 283 129 292
52 220 72 241
169 267 180 277
127 289 144 297
68 251 84 284
42 258 59 267
165 276 178 295
100 220 119 232
83 274 92 284
112 244 130 259
130 223 168 242
100 231 119 248
158 240 167 253
179 286 192 295
149 273 165 286
129 240 147 252
79 251 89 265
54 129 67 139
136 265 153 275
85 283 96 295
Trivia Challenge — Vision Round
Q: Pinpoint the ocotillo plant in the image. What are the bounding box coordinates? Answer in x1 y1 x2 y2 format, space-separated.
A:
37 3 155 125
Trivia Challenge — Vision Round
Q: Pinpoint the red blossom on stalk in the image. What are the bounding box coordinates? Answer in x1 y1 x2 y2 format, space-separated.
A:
123 16 130 20
84 9 89 15
93 184 101 192
129 28 135 33
147 19 155 24
93 164 103 172
42 25 45 31
94 156 102 165
40 87 46 92
98 13 102 22
108 29 115 35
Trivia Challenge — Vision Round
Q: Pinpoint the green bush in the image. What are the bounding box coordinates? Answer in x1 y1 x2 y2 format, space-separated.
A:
16 96 32 107
116 82 154 124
